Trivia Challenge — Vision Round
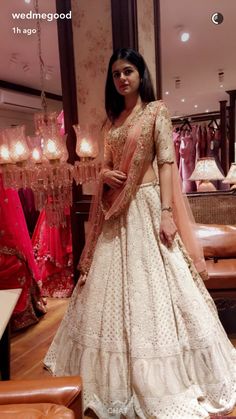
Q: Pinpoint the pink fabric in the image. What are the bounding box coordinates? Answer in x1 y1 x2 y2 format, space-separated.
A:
179 128 197 193
172 162 206 273
0 175 45 329
103 123 143 220
173 131 181 167
32 209 74 298
0 176 40 281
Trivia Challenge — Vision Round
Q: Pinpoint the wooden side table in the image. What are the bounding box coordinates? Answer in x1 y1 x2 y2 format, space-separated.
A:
0 289 22 380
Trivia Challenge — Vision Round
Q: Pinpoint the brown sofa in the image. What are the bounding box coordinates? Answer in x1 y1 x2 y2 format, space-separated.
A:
196 223 236 333
0 376 83 418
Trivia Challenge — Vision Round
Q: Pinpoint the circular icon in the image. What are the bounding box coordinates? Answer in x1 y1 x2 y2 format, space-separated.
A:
211 12 224 25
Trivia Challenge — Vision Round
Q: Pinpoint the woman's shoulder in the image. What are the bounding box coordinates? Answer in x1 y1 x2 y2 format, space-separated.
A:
147 100 168 111
144 101 170 119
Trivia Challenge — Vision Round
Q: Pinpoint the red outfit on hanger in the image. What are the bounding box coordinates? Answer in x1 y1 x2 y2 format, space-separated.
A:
32 208 74 298
0 176 46 331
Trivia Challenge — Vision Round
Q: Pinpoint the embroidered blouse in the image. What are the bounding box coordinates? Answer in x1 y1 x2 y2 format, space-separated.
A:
103 101 174 171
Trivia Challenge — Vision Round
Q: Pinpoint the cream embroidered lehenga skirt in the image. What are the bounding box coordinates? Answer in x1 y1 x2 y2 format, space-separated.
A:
44 181 236 419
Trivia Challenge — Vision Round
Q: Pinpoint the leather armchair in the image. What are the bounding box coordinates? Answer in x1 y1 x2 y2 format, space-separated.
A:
196 223 236 333
0 376 83 418
196 223 236 290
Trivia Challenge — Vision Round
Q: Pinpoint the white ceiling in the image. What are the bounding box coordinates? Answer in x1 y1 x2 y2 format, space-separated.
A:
160 0 236 116
1 0 236 118
0 0 61 95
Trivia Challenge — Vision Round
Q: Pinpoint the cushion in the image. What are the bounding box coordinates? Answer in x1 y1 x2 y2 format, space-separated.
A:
196 224 236 259
0 403 74 419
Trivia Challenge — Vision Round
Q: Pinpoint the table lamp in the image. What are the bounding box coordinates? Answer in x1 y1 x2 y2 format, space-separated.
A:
222 163 236 189
189 157 225 192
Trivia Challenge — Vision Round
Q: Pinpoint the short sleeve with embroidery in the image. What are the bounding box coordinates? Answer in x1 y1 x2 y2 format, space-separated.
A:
154 102 174 165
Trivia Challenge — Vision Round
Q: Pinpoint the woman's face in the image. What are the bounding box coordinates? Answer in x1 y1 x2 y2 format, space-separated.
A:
111 59 140 97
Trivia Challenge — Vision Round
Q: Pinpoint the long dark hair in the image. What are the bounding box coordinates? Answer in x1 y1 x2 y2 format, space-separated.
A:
105 48 156 121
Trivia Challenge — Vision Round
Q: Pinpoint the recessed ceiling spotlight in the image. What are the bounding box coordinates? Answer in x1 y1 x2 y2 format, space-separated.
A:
205 109 209 113
220 84 224 88
181 98 185 102
194 105 198 108
25 0 31 3
177 26 190 43
180 32 190 42
165 91 169 95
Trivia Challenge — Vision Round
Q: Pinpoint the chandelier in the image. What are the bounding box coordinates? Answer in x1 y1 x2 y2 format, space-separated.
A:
0 0 99 226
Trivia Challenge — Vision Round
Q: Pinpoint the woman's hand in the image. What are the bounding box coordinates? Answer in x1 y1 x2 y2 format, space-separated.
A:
159 212 177 248
199 269 209 281
103 170 127 189
78 273 87 287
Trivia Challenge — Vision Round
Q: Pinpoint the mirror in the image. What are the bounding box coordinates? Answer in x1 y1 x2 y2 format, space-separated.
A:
0 0 63 233
0 1 75 339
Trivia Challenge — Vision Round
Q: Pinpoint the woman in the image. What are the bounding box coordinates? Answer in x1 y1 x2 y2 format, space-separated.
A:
44 49 236 418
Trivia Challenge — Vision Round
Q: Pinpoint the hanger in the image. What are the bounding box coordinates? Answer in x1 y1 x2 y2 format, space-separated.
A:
180 118 192 131
208 118 220 130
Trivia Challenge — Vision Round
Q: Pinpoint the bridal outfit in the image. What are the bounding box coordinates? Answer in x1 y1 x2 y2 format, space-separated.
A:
0 176 46 330
32 208 74 298
44 101 236 418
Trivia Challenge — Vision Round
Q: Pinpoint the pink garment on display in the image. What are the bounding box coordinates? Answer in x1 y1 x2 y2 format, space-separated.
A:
173 130 181 167
32 208 74 298
0 176 46 330
179 127 197 193
206 127 229 190
196 125 207 158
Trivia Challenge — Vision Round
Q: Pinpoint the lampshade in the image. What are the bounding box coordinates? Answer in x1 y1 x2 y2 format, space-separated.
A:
27 135 43 164
189 157 225 192
73 125 98 159
0 131 12 164
189 158 225 181
223 163 236 189
5 125 30 163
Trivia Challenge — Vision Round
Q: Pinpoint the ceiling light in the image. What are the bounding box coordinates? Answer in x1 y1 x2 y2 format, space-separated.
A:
24 0 31 3
220 84 224 88
165 91 169 95
194 105 198 108
177 26 190 43
181 98 185 102
180 32 190 42
205 109 209 113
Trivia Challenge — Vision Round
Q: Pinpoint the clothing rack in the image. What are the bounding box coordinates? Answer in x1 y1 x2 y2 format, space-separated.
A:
171 103 229 174
171 110 220 125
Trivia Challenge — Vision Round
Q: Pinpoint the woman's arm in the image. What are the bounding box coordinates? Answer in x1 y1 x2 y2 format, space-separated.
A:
158 162 177 247
154 102 177 247
158 162 173 210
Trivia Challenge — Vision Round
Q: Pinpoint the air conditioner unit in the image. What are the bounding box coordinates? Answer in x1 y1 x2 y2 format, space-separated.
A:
0 89 42 113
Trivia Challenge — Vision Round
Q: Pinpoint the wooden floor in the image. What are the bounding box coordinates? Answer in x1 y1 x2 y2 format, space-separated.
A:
10 298 236 417
11 298 67 380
